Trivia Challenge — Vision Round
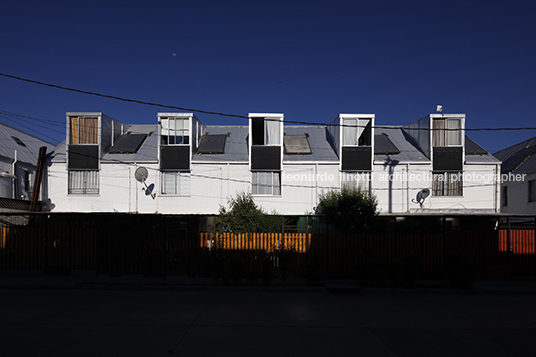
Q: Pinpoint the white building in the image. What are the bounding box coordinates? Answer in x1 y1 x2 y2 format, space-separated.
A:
493 136 536 214
47 111 501 215
0 121 56 212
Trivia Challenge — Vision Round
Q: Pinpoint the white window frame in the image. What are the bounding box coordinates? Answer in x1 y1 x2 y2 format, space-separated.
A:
68 170 99 195
432 172 463 197
341 172 370 191
160 117 190 145
161 171 191 196
432 118 462 147
252 171 281 196
342 118 371 146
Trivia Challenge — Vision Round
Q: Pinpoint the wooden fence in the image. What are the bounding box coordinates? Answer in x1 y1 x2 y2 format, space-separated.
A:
199 230 532 279
0 226 535 278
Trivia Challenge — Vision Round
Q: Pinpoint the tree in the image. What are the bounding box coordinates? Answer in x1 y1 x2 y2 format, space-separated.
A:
316 185 378 233
216 191 284 233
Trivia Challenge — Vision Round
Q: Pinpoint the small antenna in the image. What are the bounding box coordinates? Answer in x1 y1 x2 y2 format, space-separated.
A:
134 167 155 198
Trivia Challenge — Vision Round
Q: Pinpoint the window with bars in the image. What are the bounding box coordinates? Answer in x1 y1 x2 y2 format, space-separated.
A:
69 117 99 145
432 118 462 147
68 170 99 194
252 171 281 195
161 171 191 196
160 117 190 145
432 172 463 196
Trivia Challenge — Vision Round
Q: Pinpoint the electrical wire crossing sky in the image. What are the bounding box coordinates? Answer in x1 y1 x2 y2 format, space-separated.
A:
1 0 535 153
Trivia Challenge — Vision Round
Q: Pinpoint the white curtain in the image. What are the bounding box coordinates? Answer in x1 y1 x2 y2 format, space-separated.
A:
432 119 445 146
265 119 280 145
446 119 461 146
343 118 358 146
252 172 280 195
162 171 177 195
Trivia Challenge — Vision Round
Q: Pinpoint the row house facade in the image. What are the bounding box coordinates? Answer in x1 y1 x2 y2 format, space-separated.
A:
47 111 501 215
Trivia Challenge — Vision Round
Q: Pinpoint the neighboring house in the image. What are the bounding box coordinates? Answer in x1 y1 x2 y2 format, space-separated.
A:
0 121 56 214
493 136 536 214
47 111 500 215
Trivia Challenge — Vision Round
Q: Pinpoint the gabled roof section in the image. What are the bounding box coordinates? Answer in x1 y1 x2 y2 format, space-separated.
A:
464 136 500 164
494 136 536 174
465 136 488 155
0 121 56 166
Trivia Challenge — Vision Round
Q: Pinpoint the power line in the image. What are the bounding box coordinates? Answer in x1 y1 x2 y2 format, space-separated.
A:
3 72 536 132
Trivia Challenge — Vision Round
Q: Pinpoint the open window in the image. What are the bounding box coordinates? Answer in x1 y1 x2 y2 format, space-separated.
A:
251 117 281 146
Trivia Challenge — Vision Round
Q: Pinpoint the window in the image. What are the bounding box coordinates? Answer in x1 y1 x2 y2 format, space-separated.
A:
529 180 536 202
432 118 461 147
251 118 280 146
69 117 98 145
160 117 189 145
341 172 370 190
252 171 281 195
68 170 99 194
161 171 190 196
432 172 463 196
11 136 26 147
23 170 32 193
342 118 371 146
502 186 508 206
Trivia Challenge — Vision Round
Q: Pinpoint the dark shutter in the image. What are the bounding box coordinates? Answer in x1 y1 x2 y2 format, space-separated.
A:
342 146 372 171
251 146 281 170
160 146 190 170
433 147 463 171
68 145 99 170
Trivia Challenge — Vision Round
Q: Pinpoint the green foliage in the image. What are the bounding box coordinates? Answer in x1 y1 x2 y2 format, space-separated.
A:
316 185 378 233
216 191 285 233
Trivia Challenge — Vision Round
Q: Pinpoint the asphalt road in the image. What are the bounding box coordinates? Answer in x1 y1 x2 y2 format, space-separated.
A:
0 287 535 356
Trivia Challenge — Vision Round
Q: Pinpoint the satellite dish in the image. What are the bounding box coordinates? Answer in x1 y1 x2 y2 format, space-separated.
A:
413 188 430 208
135 167 149 183
418 188 430 200
134 167 155 199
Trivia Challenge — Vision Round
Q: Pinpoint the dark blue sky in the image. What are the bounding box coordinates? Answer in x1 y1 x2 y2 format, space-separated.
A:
1 0 535 152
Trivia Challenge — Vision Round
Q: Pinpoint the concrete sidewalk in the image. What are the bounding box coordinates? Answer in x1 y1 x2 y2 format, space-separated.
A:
1 270 536 293
0 281 535 356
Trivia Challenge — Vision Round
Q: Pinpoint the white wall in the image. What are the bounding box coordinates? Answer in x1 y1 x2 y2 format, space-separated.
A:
501 172 536 214
49 161 500 215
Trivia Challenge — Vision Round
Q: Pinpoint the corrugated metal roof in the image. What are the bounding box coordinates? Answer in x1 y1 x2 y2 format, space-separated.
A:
0 122 56 166
374 127 429 164
192 126 249 162
494 136 536 174
374 134 400 155
102 125 158 163
464 136 500 164
196 134 227 154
